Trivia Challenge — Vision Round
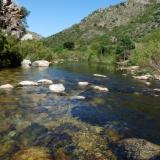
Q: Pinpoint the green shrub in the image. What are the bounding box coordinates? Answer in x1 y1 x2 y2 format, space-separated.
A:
0 31 22 68
63 41 75 50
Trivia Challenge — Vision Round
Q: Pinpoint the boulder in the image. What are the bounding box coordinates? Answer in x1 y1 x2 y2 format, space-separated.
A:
154 75 160 80
18 81 38 86
32 60 50 67
133 74 153 80
37 79 53 85
78 82 89 87
154 88 160 92
21 59 31 68
0 84 13 89
115 138 160 160
93 74 107 78
49 84 65 93
92 85 109 92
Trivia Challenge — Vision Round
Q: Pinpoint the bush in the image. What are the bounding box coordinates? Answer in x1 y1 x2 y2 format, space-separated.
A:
116 35 135 61
18 40 56 61
130 29 160 71
0 31 22 68
63 42 75 50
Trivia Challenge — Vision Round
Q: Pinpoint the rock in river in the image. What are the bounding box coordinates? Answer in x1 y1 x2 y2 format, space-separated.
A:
32 60 50 67
21 59 31 68
49 84 65 93
115 138 160 160
93 74 107 78
92 85 109 92
18 81 38 86
133 74 153 80
78 82 89 87
0 84 14 90
72 96 86 100
37 79 53 85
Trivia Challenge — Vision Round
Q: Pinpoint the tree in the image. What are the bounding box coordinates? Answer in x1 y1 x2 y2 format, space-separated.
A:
116 35 135 61
63 41 75 50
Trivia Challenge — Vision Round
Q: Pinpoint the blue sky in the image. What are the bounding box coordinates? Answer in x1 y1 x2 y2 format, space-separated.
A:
17 0 124 37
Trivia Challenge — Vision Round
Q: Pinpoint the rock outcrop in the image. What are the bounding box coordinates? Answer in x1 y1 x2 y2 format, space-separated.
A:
0 0 26 38
114 138 160 160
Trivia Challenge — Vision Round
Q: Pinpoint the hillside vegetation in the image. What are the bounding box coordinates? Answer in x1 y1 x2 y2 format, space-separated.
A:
21 0 160 71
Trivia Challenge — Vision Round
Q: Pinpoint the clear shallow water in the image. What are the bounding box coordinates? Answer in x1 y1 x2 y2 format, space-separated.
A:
0 63 160 160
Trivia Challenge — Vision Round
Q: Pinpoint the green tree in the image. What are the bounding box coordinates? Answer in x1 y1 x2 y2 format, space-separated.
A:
63 41 75 50
116 35 135 61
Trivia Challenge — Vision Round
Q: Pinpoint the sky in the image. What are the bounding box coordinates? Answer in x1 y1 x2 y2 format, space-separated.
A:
16 0 124 37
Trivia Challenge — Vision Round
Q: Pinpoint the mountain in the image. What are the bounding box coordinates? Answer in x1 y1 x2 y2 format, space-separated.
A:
41 0 160 69
45 0 160 47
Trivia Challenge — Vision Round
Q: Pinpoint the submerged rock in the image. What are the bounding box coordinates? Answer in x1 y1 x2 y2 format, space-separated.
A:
12 147 53 160
18 81 38 86
37 79 53 85
32 60 50 67
93 74 107 78
115 138 160 160
21 59 31 68
0 141 19 159
92 85 109 92
78 82 89 87
0 84 13 89
49 84 65 93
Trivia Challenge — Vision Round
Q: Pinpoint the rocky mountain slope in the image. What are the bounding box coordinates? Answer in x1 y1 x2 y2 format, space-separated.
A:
21 31 43 41
0 0 27 39
45 0 160 48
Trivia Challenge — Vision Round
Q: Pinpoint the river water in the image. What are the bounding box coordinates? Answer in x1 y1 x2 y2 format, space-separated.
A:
0 63 160 160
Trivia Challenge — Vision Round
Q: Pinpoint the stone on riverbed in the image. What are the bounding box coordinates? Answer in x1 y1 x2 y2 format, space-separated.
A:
37 79 53 85
0 84 14 89
92 85 109 92
78 82 89 87
93 74 107 78
49 84 65 93
32 60 50 67
115 138 160 160
21 59 31 68
133 74 153 80
12 147 52 160
18 81 38 86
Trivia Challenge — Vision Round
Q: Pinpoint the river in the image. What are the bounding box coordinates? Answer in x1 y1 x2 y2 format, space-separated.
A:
0 62 160 159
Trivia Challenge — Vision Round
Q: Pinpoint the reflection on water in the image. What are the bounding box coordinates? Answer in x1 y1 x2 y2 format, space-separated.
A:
0 63 160 159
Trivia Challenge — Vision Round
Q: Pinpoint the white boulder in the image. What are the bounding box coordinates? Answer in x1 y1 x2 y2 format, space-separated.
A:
32 60 50 67
37 79 53 85
92 85 109 92
133 74 153 80
49 84 65 93
154 88 160 92
72 96 86 100
21 59 31 68
78 82 89 87
93 74 107 78
19 81 38 86
154 74 160 80
0 84 14 89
